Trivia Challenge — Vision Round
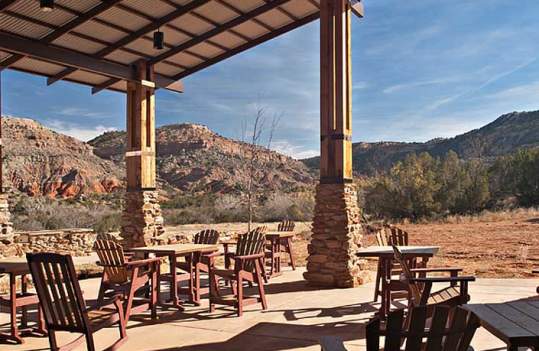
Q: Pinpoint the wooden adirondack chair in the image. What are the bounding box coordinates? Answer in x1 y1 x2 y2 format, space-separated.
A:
320 305 480 351
392 245 474 314
209 227 267 316
373 225 411 301
94 239 161 322
26 253 128 351
175 229 220 304
277 219 296 270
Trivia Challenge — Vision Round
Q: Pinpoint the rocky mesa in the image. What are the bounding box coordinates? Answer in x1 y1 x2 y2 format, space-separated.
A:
2 117 121 198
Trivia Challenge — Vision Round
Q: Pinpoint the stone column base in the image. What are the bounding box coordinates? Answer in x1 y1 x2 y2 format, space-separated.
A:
121 190 165 248
0 193 14 244
303 182 367 288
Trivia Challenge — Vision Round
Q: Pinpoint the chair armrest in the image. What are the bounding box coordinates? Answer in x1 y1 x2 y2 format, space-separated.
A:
204 251 224 258
87 293 123 312
125 257 162 268
410 267 463 273
235 253 265 261
320 336 348 351
410 276 475 283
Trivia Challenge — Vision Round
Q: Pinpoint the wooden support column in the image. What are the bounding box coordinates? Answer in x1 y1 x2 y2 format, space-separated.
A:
0 71 14 244
120 61 164 248
304 0 366 288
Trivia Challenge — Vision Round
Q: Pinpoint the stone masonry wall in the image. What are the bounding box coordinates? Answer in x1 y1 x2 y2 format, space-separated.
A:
121 190 165 248
304 183 368 288
0 228 97 259
0 193 14 244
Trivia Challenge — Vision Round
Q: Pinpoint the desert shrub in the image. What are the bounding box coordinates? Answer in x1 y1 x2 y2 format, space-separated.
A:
11 195 121 231
364 151 490 220
93 213 122 234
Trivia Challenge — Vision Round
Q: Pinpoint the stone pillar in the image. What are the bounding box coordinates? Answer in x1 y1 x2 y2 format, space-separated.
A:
304 0 365 288
120 61 164 248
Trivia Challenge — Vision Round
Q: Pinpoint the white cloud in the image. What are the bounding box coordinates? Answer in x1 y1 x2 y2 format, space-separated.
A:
353 81 369 90
383 77 461 94
45 120 117 142
271 140 318 159
54 107 111 119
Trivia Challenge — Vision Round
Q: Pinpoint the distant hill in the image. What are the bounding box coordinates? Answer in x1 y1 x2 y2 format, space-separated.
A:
89 123 314 195
303 110 539 175
2 117 121 198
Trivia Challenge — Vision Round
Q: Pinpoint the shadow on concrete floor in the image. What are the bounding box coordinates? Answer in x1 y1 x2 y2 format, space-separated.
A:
151 320 366 351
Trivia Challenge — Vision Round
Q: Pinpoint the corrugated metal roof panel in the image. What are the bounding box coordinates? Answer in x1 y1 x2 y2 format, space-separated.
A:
76 20 127 43
52 33 106 55
13 57 66 76
169 13 213 35
257 8 294 28
56 0 102 14
97 6 151 31
0 13 50 38
122 0 176 18
9 1 74 28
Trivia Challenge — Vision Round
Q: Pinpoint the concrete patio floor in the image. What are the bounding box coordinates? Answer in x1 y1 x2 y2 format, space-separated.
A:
1 268 537 350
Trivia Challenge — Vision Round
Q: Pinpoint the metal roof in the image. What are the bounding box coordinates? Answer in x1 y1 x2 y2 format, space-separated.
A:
0 0 321 94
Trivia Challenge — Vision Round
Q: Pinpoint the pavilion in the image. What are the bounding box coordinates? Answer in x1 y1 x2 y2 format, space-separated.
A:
0 0 364 288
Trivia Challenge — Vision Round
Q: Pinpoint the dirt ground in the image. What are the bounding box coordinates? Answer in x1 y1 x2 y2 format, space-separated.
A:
167 210 539 279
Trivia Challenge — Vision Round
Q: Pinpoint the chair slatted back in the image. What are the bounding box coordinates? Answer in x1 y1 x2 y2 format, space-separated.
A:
236 226 267 272
194 229 220 245
366 305 480 351
277 220 295 232
374 228 388 246
94 239 128 284
385 225 409 246
392 245 422 305
26 253 89 333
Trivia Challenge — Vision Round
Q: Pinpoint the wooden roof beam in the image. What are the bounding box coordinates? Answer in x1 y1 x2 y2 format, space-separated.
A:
0 31 183 93
47 0 210 86
174 12 319 80
150 0 293 65
1 0 123 70
350 0 364 18
95 0 290 94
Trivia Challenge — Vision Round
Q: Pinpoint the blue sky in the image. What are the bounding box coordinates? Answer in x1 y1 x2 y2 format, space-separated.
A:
3 0 539 159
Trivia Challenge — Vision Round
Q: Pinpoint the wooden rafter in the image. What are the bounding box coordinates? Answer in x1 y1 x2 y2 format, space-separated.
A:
0 31 183 93
47 0 211 86
96 0 292 93
0 0 123 70
173 12 320 80
150 0 292 65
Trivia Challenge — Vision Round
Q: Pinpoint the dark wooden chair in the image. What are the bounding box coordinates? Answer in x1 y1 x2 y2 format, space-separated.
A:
94 239 161 322
26 252 128 351
392 245 474 315
277 219 296 270
209 227 267 316
175 229 220 304
373 225 411 302
320 305 480 351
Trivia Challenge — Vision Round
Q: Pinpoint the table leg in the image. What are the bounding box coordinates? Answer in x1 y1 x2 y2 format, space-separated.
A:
169 254 184 310
9 273 23 344
224 243 230 269
275 238 282 275
21 274 28 328
380 257 391 319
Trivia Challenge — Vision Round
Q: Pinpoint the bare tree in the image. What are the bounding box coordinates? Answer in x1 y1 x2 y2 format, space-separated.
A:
241 106 280 232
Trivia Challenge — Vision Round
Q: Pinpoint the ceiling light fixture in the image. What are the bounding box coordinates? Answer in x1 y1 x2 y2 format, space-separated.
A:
153 29 164 50
40 0 54 12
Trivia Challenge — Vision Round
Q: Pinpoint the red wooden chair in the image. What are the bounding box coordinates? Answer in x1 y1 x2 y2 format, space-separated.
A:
175 229 220 304
94 239 161 322
373 225 411 302
26 253 128 351
320 305 480 351
209 227 267 316
392 245 474 319
277 219 296 270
